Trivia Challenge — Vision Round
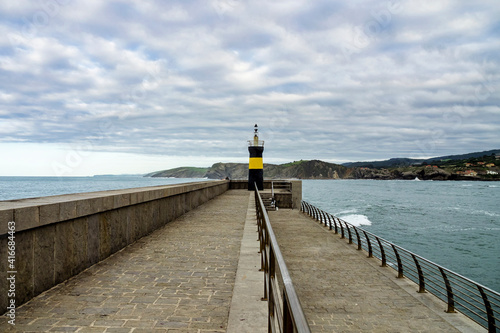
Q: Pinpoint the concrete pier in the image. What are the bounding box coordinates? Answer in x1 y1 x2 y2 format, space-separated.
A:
0 190 251 332
0 182 485 332
0 180 229 311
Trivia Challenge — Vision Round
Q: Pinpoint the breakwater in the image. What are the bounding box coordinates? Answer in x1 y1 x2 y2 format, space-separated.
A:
0 180 229 314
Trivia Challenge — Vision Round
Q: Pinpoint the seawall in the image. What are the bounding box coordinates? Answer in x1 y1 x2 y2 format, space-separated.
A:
0 180 229 314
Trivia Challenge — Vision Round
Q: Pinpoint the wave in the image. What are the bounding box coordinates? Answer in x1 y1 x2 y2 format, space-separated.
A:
482 211 499 217
339 214 373 227
336 208 358 215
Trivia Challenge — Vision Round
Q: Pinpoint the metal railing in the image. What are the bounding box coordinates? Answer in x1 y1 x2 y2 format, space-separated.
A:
248 139 265 147
301 201 500 333
255 186 311 333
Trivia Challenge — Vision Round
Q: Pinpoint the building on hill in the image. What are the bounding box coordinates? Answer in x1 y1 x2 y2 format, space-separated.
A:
464 170 477 177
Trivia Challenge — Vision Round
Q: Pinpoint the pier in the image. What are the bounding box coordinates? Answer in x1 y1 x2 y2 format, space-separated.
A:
0 180 495 332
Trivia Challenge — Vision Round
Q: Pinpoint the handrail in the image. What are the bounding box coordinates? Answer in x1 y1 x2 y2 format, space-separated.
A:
256 185 311 333
301 201 500 333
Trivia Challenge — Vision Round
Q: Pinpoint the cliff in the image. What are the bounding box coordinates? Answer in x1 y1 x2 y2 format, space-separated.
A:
147 156 500 181
148 160 352 180
144 167 209 178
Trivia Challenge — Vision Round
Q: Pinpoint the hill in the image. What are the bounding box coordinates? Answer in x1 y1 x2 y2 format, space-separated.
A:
342 149 500 168
146 149 500 181
343 158 423 169
144 167 209 178
425 149 500 162
148 160 352 180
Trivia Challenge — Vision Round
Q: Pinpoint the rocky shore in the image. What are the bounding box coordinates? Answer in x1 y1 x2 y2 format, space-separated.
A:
147 159 499 181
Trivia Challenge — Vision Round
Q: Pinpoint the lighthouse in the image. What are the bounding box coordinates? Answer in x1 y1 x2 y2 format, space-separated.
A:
248 124 264 191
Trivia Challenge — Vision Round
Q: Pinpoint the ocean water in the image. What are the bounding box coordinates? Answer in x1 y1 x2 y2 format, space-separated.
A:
0 176 211 201
303 179 500 292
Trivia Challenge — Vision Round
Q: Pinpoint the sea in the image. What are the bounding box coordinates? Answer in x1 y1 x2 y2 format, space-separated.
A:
303 179 500 292
1 176 499 292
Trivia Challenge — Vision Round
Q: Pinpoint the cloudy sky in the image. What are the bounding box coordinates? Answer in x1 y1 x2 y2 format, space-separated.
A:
0 0 499 176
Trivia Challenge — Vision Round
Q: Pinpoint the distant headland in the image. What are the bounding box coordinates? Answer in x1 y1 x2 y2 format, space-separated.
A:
145 149 500 181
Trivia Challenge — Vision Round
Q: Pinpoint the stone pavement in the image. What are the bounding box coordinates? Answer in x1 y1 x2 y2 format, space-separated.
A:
0 190 255 333
227 193 267 332
268 209 483 333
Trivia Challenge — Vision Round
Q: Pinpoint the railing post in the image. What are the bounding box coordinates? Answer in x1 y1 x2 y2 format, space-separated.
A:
438 267 455 313
320 210 327 226
258 212 265 266
283 291 293 333
267 248 275 331
391 244 404 278
326 213 333 230
412 254 426 293
376 237 387 267
339 219 345 239
353 226 362 250
262 231 269 302
331 216 338 234
363 231 373 258
268 275 273 332
314 206 320 221
478 286 496 333
346 223 353 244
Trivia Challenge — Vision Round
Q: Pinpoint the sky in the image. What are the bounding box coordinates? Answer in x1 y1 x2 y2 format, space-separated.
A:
0 0 499 176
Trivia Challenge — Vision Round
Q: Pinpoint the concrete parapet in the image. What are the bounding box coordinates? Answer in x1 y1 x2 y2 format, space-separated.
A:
0 180 229 314
230 180 302 209
290 180 302 210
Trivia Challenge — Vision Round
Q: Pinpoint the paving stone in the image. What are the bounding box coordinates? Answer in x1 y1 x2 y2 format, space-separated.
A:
268 209 482 333
0 191 248 332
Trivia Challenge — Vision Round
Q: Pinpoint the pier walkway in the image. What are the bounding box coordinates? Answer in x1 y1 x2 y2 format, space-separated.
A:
0 189 482 332
0 190 265 332
268 209 481 332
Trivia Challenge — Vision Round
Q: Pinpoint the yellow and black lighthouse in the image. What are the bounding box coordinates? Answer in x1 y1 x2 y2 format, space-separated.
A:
248 124 264 191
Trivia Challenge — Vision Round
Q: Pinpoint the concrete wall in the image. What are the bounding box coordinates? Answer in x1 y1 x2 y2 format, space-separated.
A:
230 180 302 209
0 180 229 314
290 180 302 210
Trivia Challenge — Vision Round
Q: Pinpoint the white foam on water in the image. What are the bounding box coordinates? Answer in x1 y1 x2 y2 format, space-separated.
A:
482 211 499 217
337 209 358 215
340 214 373 227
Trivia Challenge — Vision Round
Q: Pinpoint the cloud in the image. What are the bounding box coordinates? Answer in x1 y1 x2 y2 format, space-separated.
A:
0 0 499 175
